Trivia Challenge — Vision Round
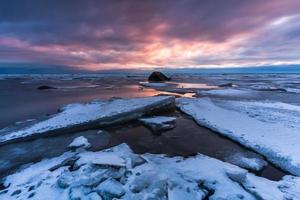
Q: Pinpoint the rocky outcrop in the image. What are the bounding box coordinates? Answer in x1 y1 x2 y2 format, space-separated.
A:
148 71 171 82
37 85 57 90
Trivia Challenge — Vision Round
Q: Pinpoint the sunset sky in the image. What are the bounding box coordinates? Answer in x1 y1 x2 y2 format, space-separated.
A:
1 0 300 71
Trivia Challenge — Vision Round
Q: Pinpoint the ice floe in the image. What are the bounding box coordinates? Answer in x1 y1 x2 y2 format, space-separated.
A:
139 116 176 133
0 96 175 145
68 136 91 150
176 97 300 175
1 143 300 200
285 87 300 94
225 152 267 171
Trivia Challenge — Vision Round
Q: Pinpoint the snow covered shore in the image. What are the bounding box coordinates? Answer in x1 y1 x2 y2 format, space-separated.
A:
176 97 300 176
1 141 300 200
0 96 175 145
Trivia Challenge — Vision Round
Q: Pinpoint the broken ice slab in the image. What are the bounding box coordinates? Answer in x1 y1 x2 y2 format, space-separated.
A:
176 97 300 176
2 143 300 200
139 116 176 133
0 96 175 145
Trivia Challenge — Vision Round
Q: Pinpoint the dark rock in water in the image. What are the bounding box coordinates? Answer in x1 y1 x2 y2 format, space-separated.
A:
37 85 57 90
218 83 233 87
148 71 170 82
258 88 287 92
155 93 181 98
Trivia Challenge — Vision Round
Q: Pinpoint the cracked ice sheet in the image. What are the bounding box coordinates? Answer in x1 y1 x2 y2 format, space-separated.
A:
2 144 300 200
176 97 300 176
0 96 174 145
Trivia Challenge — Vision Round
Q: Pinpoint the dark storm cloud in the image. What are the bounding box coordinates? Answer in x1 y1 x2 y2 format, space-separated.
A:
0 0 300 69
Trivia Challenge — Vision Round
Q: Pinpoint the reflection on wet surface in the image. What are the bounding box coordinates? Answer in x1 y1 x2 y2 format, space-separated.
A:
0 79 162 128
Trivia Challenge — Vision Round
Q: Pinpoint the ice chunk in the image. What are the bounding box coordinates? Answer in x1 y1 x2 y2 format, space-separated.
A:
96 178 125 199
76 151 126 167
2 144 300 200
225 152 267 171
176 97 300 175
139 116 176 132
4 152 75 187
68 136 91 150
86 192 103 200
227 172 288 200
69 186 91 200
0 96 175 145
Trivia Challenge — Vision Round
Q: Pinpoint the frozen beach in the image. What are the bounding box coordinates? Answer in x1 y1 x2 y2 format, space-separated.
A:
1 73 300 199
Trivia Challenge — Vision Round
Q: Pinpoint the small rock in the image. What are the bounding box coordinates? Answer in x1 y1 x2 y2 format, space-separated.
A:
37 85 57 90
148 71 170 82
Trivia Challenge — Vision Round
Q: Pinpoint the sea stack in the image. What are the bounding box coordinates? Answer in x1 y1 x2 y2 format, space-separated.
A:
148 71 171 82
